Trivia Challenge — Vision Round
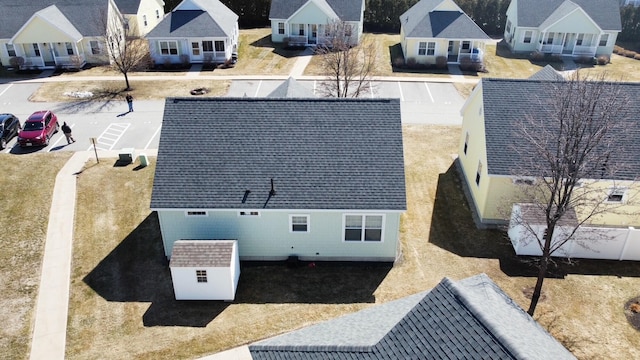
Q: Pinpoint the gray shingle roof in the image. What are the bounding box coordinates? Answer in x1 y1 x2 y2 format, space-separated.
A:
112 0 142 14
146 0 237 38
481 78 640 179
400 0 490 39
150 98 406 211
269 0 364 22
0 0 111 38
249 274 576 360
267 78 317 98
527 65 565 81
515 0 622 31
169 240 235 267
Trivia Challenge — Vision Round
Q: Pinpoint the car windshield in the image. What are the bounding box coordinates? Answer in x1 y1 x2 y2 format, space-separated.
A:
23 122 44 131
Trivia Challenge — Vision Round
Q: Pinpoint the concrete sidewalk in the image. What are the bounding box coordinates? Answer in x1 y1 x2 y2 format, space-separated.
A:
29 149 156 360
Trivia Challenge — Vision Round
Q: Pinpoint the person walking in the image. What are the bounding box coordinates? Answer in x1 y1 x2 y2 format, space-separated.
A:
126 93 134 112
61 122 75 144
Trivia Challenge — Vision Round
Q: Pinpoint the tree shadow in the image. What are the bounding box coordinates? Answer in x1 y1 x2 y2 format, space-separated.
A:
84 212 391 327
51 88 127 114
429 162 640 279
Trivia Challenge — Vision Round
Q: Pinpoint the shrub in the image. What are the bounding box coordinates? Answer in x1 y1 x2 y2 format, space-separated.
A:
69 55 83 70
9 56 24 69
406 57 417 68
529 50 544 61
459 57 485 72
180 54 190 67
613 45 624 54
162 57 172 68
435 56 447 69
596 55 610 65
575 56 594 65
392 57 405 68
624 50 637 58
203 54 214 68
635 54 640 60
548 53 563 62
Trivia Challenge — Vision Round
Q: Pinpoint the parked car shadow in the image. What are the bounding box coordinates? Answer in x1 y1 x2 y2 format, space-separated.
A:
429 162 640 279
84 212 390 327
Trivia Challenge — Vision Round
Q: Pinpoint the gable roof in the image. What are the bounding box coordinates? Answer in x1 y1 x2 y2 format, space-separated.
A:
267 78 317 98
0 0 111 38
112 0 143 14
249 274 576 359
151 98 406 211
514 0 622 31
170 240 235 268
480 78 640 179
146 0 237 38
400 0 490 39
527 65 565 81
269 0 364 22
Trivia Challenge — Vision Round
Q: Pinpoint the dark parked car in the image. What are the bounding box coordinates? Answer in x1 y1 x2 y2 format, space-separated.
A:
18 110 59 147
0 113 21 149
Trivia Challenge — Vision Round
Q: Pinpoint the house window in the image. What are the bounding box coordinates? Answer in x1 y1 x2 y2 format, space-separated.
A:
6 44 16 57
186 210 207 216
143 15 148 27
156 9 161 19
33 43 40 56
462 41 470 50
545 32 554 45
476 161 482 186
196 270 207 283
239 211 260 216
159 41 178 55
191 42 200 55
202 41 213 52
506 20 512 34
214 41 225 52
427 42 435 55
90 40 101 54
599 34 609 47
523 30 533 44
278 22 285 35
418 42 427 55
290 215 309 233
344 215 384 242
576 33 584 46
65 42 74 55
607 188 626 202
344 25 352 37
298 24 305 36
124 19 130 30
463 132 469 155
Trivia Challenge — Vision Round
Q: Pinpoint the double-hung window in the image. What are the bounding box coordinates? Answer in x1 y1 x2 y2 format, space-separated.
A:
344 215 383 242
290 215 309 233
418 42 427 55
159 41 178 55
196 270 207 283
202 41 213 52
607 188 626 203
599 34 609 47
278 22 285 35
90 40 101 55
214 41 225 52
427 42 435 55
523 31 533 44
65 42 74 55
6 43 16 57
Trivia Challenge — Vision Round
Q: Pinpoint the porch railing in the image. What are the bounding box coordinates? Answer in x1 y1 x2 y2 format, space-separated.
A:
538 44 563 54
573 45 597 57
22 56 45 68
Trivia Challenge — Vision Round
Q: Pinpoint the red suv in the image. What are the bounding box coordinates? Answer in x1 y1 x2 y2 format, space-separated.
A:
18 110 59 147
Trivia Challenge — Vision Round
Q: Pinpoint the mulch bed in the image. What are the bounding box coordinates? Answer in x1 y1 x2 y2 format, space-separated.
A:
624 296 640 331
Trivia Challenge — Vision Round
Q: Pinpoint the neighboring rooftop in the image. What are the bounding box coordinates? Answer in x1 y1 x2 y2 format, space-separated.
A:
146 0 238 38
514 0 622 31
528 65 565 81
249 274 576 360
400 0 490 39
151 98 406 211
269 0 364 22
267 78 317 98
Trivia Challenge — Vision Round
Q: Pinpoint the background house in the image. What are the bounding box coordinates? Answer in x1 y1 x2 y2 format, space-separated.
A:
399 0 490 66
249 274 576 360
502 0 621 58
269 0 366 46
0 0 163 69
151 97 406 263
145 0 238 65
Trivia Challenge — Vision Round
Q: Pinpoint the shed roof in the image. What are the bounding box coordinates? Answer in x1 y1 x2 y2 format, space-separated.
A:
150 98 406 211
170 240 236 268
249 274 576 359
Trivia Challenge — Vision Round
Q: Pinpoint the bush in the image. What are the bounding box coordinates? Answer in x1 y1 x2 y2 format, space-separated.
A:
435 56 447 69
392 57 405 68
624 50 637 58
575 56 594 65
529 50 544 61
162 57 172 68
596 55 610 65
635 54 640 60
9 56 24 69
406 57 417 68
548 53 563 62
180 54 190 67
459 57 485 72
613 45 623 54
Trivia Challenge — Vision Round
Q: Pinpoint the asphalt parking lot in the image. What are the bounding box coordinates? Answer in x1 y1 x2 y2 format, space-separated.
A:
0 79 465 154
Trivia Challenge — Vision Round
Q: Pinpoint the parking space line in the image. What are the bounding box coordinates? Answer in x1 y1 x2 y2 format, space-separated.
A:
397 82 404 102
88 123 130 151
0 84 12 98
254 80 262 97
144 126 162 150
424 83 434 103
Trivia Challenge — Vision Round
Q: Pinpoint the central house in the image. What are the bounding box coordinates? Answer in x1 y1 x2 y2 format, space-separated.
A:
151 98 406 283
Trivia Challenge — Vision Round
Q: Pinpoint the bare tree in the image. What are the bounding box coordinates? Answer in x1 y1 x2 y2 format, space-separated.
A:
100 11 150 90
511 72 634 315
316 21 376 98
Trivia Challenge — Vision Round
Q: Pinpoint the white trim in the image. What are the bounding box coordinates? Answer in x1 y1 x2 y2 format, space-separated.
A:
289 214 310 233
342 213 385 243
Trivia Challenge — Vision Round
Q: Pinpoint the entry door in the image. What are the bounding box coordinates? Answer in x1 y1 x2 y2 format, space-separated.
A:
191 42 202 62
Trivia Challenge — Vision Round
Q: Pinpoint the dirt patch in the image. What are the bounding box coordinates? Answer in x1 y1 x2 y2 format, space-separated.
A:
522 286 548 302
625 297 640 331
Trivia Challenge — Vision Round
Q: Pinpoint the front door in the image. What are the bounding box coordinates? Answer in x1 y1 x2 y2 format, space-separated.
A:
563 33 575 54
447 40 459 62
309 24 317 44
191 42 202 62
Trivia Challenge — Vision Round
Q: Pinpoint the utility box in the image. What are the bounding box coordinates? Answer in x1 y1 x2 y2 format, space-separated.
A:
139 153 149 167
118 148 134 164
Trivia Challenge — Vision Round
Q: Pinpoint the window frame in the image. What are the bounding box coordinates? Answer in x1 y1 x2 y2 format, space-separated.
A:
214 40 225 52
89 40 101 55
505 20 512 34
606 188 626 203
196 270 208 283
143 14 148 27
185 210 208 217
599 34 609 47
33 43 40 57
191 42 200 55
298 24 305 36
159 40 178 55
65 42 74 55
576 33 584 46
278 22 285 35
290 214 310 233
476 161 482 186
202 41 213 52
426 41 436 56
156 9 161 19
463 132 469 155
418 42 427 55
523 30 533 44
6 43 16 57
343 214 385 242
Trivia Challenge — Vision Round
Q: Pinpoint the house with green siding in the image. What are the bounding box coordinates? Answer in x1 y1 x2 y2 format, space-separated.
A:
151 97 406 266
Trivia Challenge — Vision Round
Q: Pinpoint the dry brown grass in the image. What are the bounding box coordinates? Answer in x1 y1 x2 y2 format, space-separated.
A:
29 80 230 102
64 126 640 359
0 152 72 360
